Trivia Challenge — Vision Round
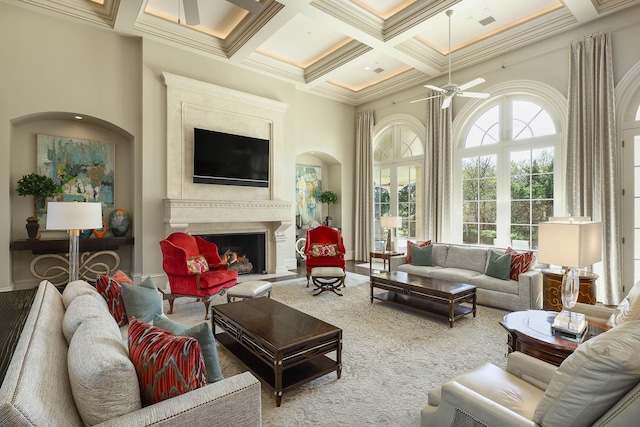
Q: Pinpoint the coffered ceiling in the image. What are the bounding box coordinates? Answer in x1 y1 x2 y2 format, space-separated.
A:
5 0 640 105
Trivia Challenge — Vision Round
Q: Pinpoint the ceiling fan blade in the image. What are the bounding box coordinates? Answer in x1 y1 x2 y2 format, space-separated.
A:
441 97 452 109
183 0 200 26
409 94 441 103
424 84 446 93
458 77 485 91
460 91 490 99
227 0 263 14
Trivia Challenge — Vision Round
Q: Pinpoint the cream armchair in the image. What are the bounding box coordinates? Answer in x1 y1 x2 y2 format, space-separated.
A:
572 279 640 326
421 321 640 426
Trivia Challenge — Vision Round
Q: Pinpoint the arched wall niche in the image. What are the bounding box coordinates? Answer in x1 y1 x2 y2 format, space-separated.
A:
295 151 342 229
9 111 135 289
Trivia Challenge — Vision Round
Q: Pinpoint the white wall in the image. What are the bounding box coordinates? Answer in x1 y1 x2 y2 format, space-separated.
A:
0 2 356 290
0 3 141 290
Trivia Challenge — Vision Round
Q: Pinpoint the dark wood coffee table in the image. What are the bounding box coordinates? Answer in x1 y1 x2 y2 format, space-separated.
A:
500 310 611 366
370 271 476 327
212 297 342 406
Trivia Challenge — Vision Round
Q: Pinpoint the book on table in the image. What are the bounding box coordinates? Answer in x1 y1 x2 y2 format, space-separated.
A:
552 310 587 340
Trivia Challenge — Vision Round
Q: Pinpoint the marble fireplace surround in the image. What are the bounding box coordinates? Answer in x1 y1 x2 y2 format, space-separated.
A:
162 72 292 274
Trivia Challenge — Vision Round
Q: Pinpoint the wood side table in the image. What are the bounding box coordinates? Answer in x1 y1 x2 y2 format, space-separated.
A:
369 250 403 273
500 310 609 366
542 268 598 311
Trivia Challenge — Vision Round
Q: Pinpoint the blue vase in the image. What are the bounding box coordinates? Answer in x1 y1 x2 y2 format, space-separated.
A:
108 209 131 237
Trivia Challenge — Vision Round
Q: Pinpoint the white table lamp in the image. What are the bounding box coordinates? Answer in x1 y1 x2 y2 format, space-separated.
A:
538 218 602 311
46 202 103 283
380 216 402 252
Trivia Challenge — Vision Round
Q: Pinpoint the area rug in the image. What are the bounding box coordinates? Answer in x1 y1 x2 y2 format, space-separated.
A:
163 273 509 427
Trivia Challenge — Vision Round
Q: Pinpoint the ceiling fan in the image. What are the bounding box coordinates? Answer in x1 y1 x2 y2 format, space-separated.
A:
182 0 263 26
410 9 490 109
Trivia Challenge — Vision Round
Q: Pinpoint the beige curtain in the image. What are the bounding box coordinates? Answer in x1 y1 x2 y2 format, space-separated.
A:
424 95 452 242
354 111 374 262
566 32 621 304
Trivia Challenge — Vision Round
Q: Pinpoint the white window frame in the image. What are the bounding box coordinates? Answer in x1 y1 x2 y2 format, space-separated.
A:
451 81 567 247
373 114 425 249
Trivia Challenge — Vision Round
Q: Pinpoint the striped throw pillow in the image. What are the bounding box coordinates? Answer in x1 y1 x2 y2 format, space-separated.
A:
95 270 134 326
505 247 534 281
128 317 207 405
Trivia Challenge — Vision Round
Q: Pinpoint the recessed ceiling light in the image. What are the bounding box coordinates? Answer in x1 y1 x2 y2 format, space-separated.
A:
364 66 371 70
74 115 83 120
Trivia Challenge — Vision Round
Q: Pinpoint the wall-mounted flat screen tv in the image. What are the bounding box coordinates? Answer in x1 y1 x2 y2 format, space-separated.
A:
193 128 269 188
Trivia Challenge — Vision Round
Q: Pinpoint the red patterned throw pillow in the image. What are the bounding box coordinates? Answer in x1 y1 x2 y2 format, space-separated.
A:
505 247 534 281
406 240 432 263
310 243 340 257
186 255 209 274
96 270 134 326
128 318 207 406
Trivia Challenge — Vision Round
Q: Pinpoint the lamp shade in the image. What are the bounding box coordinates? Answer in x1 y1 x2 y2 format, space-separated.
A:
537 220 602 268
380 216 402 229
46 202 103 231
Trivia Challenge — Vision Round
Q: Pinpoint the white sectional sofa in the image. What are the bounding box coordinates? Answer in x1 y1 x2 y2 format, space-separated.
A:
0 280 262 426
389 243 543 312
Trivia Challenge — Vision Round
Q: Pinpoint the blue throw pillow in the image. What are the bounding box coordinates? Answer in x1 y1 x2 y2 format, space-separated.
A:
120 276 163 323
485 250 512 280
153 314 224 383
411 244 433 266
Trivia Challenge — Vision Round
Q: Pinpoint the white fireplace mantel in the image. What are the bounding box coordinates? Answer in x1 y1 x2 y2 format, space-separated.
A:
164 199 292 233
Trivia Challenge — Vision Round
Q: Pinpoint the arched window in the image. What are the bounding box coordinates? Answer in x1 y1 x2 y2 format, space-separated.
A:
373 116 425 251
454 94 562 250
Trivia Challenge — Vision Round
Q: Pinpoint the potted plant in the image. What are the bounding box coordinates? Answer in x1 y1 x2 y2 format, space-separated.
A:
16 173 59 239
318 190 338 227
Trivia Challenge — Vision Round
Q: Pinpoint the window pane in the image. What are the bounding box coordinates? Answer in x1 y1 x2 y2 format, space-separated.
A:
463 223 479 244
479 201 496 222
512 101 556 140
399 128 423 157
374 132 393 162
463 201 478 222
511 201 530 224
463 157 479 179
480 224 496 245
511 225 531 249
511 175 530 199
479 155 497 178
531 174 553 199
479 177 497 200
463 180 477 200
532 200 553 223
465 105 500 147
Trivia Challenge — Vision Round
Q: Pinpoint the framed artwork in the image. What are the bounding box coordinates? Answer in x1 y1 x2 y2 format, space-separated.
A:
295 165 322 226
37 134 115 216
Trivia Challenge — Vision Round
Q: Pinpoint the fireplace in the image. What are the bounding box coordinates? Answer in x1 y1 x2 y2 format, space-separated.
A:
199 232 266 275
162 73 293 274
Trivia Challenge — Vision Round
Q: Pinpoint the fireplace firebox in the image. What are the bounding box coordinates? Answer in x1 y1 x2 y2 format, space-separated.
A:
198 232 266 275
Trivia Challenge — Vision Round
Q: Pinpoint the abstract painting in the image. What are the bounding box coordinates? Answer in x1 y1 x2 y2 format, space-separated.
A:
295 165 322 226
37 134 115 214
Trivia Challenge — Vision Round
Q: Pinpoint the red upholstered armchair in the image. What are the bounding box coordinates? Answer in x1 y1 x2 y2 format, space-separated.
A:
303 226 346 286
159 232 238 319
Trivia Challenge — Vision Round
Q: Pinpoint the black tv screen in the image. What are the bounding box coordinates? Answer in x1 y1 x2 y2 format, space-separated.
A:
193 128 269 187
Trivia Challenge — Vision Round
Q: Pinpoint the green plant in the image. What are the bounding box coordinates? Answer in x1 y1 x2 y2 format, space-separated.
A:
16 173 59 221
318 190 338 217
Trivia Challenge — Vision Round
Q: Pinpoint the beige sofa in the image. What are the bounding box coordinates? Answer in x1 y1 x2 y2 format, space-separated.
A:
390 243 543 312
0 280 262 426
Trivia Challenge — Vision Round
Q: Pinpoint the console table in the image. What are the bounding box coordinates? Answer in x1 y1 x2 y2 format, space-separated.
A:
10 236 133 286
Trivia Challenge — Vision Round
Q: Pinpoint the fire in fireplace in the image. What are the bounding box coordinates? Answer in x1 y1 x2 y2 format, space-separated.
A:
198 232 266 275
